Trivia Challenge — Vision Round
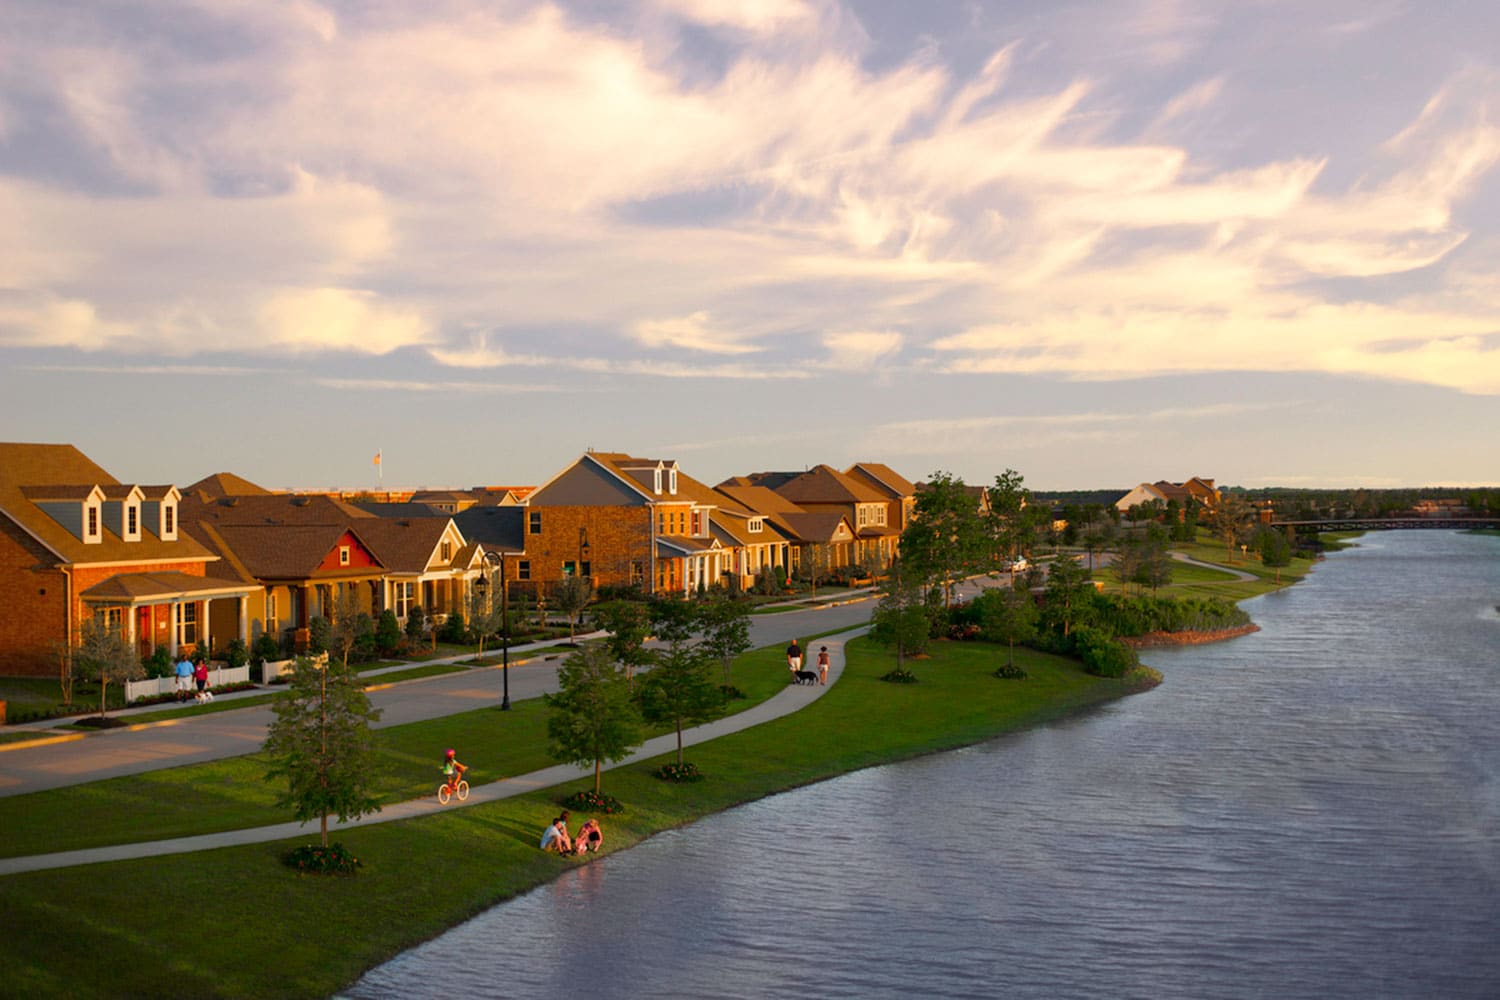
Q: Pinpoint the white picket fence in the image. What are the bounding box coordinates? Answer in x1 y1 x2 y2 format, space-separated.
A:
125 665 253 704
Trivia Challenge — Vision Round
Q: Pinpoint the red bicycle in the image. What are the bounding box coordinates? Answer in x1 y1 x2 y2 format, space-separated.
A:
437 768 470 805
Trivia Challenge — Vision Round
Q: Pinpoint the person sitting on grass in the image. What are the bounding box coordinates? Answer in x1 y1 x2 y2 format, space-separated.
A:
573 818 602 854
540 815 573 855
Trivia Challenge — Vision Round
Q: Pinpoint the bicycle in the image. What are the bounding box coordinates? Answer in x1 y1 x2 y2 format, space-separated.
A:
437 769 470 805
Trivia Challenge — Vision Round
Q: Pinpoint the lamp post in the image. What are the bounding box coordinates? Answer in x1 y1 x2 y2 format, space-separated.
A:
483 550 510 710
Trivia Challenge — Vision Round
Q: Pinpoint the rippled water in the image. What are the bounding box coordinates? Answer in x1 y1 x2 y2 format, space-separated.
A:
346 531 1500 999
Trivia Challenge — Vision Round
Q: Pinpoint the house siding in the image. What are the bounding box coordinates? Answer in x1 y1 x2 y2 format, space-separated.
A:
0 515 70 676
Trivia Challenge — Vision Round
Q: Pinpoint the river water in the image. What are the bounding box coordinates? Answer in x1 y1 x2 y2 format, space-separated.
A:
345 530 1500 999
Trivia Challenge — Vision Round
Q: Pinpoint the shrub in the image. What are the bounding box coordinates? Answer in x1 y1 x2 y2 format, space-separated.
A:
404 606 427 643
562 788 623 815
250 632 281 667
654 761 703 783
993 662 1028 680
1071 625 1139 678
880 667 918 684
283 842 361 876
438 610 468 645
307 616 330 654
141 646 173 679
374 610 402 657
718 683 745 701
224 638 248 671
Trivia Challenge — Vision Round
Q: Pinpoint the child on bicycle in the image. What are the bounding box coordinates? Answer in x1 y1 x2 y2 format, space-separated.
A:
441 748 467 789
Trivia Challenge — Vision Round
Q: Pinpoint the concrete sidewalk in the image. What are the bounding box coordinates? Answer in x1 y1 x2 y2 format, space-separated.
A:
0 630 864 875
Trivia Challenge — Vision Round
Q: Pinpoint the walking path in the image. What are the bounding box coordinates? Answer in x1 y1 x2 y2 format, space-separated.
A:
0 631 863 875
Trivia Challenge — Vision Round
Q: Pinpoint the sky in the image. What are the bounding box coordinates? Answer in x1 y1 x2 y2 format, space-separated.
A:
2 0 1498 493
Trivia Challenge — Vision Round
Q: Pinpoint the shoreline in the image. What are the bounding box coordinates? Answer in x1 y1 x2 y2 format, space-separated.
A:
1121 623 1262 648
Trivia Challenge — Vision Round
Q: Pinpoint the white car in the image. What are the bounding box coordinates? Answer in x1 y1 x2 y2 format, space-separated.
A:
1010 557 1029 573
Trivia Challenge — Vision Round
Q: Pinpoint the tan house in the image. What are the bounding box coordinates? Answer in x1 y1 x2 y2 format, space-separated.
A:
726 464 899 571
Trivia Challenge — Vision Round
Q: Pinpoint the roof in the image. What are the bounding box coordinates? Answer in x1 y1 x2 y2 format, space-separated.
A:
354 502 452 519
0 442 214 566
79 571 256 603
758 464 885 505
451 506 526 554
207 524 382 580
180 492 376 529
346 517 459 573
182 472 272 498
844 462 917 498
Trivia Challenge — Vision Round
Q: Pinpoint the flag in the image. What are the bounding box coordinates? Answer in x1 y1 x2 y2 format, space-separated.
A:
373 451 382 466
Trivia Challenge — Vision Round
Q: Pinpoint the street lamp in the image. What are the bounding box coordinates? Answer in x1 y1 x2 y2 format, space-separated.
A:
482 550 510 710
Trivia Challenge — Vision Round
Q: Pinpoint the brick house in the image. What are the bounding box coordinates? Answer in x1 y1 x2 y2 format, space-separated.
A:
0 443 258 676
726 464 899 571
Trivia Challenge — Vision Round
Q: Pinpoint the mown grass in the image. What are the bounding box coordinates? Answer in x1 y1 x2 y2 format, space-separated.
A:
1 636 1135 999
0 646 792 859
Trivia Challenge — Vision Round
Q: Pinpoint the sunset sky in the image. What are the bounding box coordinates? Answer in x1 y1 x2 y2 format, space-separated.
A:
2 0 1497 492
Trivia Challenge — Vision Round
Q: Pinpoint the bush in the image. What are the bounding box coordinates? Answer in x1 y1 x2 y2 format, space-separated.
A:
880 668 918 684
224 638 248 670
438 610 468 645
141 646 173 679
654 761 703 783
307 616 330 654
993 662 1028 680
718 683 745 701
1071 625 1139 678
250 632 282 667
374 610 402 657
562 788 623 815
404 606 427 643
283 842 361 876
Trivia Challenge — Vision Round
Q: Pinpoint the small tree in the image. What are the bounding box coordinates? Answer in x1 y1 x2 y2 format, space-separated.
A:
1256 525 1294 583
593 599 653 683
1042 555 1096 639
553 573 593 644
697 596 752 688
404 605 427 646
329 590 374 670
870 559 932 671
545 644 642 795
374 609 403 657
262 655 383 848
639 599 724 767
48 638 76 707
466 582 506 659
75 619 140 719
977 584 1038 669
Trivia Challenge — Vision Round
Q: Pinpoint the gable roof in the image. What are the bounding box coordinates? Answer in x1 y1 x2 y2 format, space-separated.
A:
0 442 213 565
183 472 272 499
452 506 526 555
347 517 461 574
206 524 382 580
844 462 916 498
761 464 885 505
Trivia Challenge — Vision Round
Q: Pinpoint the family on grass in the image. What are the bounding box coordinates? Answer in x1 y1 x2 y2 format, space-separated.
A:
541 811 603 857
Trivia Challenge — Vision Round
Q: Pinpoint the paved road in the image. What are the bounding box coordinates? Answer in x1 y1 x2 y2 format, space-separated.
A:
0 592 898 798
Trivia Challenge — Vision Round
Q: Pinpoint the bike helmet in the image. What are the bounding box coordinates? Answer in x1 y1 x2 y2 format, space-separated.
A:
445 748 456 758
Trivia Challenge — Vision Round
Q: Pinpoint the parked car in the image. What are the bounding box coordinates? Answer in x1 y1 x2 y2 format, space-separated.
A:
1009 557 1029 573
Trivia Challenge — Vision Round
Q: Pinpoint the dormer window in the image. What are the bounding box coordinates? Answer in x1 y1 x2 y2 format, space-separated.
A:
749 517 764 533
668 467 678 495
85 502 101 543
126 504 139 540
653 467 663 494
162 502 176 540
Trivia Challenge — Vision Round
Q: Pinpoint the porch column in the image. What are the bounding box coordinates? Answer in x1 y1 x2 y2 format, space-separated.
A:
238 595 249 644
169 600 180 656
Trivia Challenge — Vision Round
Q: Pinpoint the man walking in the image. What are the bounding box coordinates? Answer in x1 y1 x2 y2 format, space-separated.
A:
174 653 195 702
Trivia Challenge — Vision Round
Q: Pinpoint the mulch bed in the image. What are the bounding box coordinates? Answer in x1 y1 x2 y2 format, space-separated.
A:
1121 624 1261 648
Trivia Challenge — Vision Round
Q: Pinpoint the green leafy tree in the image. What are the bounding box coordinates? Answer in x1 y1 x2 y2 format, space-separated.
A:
870 558 932 670
374 609 403 657
639 599 724 767
1137 524 1175 594
593 599 653 682
1256 525 1294 582
545 643 642 795
697 596 752 688
1209 492 1256 560
465 580 506 658
977 583 1039 669
404 605 427 646
262 655 384 847
903 471 987 605
75 619 139 718
554 573 593 643
329 589 374 670
1042 555 1096 638
986 468 1032 564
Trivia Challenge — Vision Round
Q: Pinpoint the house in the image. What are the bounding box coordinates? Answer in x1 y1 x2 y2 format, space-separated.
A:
1114 478 1220 515
0 443 258 675
524 451 738 597
844 462 919 534
727 464 898 571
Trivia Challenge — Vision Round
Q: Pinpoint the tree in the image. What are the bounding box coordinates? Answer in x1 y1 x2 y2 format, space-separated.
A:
986 468 1032 563
976 583 1038 669
466 578 506 659
328 589 374 670
697 596 752 688
1256 525 1294 583
262 655 384 847
592 599 653 683
869 558 932 670
1137 524 1175 594
553 573 592 643
903 471 987 606
639 599 724 767
802 542 832 596
1042 555 1096 638
47 637 76 708
545 643 642 795
1209 492 1256 560
373 609 403 657
74 619 139 719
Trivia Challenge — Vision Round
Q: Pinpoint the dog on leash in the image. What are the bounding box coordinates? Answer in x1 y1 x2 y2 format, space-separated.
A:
792 670 818 685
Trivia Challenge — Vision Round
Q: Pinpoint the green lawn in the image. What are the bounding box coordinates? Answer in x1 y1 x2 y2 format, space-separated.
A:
0 636 1136 999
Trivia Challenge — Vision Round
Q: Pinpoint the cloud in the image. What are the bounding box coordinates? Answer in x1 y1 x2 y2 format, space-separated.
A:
656 0 817 36
258 288 430 354
632 312 761 354
821 330 902 369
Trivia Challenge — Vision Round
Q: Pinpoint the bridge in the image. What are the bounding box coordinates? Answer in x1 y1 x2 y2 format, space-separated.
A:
1272 517 1500 532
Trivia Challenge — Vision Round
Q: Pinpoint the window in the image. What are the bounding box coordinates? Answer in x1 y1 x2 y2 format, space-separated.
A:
266 592 279 633
86 504 100 540
440 541 452 561
178 602 198 645
517 561 531 581
529 510 542 534
392 582 413 619
631 561 645 586
94 607 123 631
339 545 351 566
562 560 576 577
668 468 678 494
580 561 591 578
690 510 704 536
749 517 763 533
126 505 138 536
163 504 175 536
653 468 663 493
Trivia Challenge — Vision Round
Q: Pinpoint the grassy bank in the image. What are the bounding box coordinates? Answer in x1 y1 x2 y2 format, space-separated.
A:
2 636 1137 999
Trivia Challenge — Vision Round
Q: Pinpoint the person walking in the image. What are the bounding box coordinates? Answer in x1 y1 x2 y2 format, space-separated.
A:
174 654 195 702
786 639 803 676
817 646 830 685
